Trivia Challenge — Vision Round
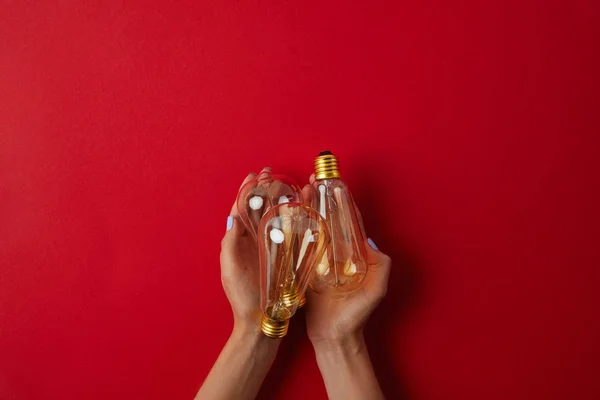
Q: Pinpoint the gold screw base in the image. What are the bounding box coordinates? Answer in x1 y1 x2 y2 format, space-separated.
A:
298 294 307 308
314 151 340 180
282 288 300 308
261 316 289 338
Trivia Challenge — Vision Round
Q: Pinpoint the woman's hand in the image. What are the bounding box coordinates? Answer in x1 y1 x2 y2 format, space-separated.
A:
302 179 389 400
305 238 392 345
196 168 279 400
220 169 269 333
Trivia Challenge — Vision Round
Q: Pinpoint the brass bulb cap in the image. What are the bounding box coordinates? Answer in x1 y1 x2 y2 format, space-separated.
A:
314 151 340 180
298 294 307 308
282 288 300 308
261 316 289 338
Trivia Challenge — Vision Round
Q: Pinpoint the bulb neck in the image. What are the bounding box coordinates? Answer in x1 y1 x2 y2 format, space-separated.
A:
261 316 289 338
314 152 341 180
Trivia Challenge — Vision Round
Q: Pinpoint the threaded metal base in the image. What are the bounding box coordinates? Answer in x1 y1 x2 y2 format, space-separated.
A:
314 151 340 180
261 316 289 338
282 288 300 308
298 294 307 308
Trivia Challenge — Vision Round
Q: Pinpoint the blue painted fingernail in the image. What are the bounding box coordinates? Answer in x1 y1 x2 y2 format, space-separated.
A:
368 238 378 251
226 216 234 231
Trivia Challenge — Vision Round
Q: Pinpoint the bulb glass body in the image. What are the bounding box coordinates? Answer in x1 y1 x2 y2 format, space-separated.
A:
236 171 302 241
310 152 368 296
258 203 329 338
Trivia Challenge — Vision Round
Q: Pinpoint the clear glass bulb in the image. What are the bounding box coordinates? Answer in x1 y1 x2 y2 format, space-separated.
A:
258 203 330 338
236 170 302 242
309 151 368 297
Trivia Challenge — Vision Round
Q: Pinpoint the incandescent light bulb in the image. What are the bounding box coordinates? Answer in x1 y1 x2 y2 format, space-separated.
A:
237 169 302 242
309 151 368 297
258 203 330 338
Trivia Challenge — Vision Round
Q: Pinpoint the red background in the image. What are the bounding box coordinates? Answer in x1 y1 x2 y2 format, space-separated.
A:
1 1 599 399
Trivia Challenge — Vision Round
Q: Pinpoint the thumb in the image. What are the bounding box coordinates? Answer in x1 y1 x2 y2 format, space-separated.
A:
220 215 246 275
363 238 391 298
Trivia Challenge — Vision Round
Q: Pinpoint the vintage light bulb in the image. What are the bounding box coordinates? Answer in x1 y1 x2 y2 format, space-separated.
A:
258 203 330 338
236 170 302 242
236 170 308 307
309 151 368 297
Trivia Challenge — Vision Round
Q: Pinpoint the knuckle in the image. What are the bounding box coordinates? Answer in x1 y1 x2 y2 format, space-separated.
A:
380 254 392 266
376 285 388 299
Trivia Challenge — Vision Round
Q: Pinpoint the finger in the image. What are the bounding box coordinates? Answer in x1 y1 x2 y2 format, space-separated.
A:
257 166 272 181
301 184 316 207
353 202 367 236
221 215 246 276
363 238 391 296
240 172 257 190
309 173 316 185
230 172 257 216
355 202 364 222
222 215 245 249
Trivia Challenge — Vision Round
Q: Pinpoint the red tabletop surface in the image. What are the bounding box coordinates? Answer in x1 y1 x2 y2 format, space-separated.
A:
1 1 599 399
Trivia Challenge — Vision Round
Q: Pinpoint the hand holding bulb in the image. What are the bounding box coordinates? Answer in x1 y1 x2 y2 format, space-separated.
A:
197 169 282 400
301 177 391 342
305 237 391 344
302 175 389 400
220 169 269 333
198 165 388 400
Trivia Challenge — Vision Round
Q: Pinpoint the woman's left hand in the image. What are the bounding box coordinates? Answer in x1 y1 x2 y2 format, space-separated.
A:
220 169 268 333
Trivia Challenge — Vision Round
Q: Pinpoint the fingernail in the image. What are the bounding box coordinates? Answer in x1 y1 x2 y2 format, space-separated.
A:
226 216 234 231
368 238 379 251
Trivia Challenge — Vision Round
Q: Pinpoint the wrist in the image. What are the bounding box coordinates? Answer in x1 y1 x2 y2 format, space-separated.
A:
312 331 384 400
231 321 281 354
232 319 262 338
311 331 366 356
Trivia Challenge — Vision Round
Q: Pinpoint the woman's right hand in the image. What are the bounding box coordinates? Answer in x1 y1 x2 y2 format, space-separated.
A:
301 185 390 400
304 238 391 346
